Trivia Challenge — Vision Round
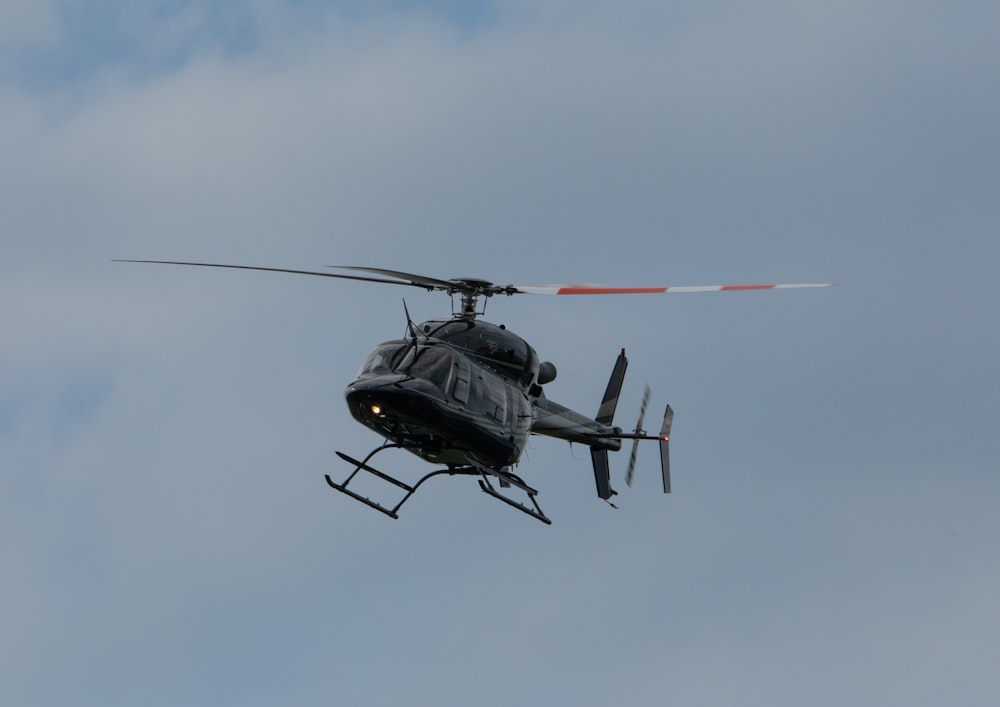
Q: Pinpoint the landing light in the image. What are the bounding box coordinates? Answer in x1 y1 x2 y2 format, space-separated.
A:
371 404 383 415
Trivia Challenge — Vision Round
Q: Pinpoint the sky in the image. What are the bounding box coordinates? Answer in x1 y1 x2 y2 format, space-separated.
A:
2 1 999 705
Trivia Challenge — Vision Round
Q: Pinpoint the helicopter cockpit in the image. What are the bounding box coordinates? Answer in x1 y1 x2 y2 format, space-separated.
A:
418 319 539 386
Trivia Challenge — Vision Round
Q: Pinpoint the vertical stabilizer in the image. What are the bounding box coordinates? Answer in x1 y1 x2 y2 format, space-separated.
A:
596 349 628 424
591 350 628 501
659 405 673 493
591 447 615 500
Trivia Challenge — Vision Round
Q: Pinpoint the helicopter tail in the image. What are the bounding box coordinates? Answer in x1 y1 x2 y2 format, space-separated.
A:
594 356 675 497
590 349 628 502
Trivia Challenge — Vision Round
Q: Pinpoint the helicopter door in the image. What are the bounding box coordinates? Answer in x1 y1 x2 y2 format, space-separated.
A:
480 371 508 426
452 357 471 406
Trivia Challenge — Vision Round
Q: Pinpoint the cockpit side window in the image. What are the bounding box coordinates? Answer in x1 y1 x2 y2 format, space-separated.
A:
400 346 453 391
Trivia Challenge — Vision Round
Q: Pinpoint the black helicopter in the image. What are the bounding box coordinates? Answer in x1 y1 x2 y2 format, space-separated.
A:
116 261 833 524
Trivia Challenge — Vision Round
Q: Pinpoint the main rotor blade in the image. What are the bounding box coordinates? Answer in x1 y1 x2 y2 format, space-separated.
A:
113 260 435 289
511 282 835 295
329 266 458 291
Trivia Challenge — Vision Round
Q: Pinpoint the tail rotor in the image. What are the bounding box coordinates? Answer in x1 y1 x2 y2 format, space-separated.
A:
615 390 673 495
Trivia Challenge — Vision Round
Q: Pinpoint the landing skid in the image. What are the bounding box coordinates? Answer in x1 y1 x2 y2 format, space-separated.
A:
325 443 551 525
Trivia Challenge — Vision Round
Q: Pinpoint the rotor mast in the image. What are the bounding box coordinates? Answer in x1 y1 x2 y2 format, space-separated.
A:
449 278 511 320
457 289 481 319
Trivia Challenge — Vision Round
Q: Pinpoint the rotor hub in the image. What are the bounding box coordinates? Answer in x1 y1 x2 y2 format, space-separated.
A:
448 278 496 319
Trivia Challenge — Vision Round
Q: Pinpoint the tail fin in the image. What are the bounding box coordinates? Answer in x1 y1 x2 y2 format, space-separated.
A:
595 349 628 424
591 349 628 501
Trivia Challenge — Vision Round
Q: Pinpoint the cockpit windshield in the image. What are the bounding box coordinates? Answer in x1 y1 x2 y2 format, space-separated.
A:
358 344 408 376
357 343 454 392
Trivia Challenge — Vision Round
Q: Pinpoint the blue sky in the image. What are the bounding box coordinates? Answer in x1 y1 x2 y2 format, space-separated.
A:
3 2 999 705
6 1 502 89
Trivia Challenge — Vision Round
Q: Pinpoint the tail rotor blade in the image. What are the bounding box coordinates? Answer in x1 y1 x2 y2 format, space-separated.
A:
625 439 640 487
625 385 651 488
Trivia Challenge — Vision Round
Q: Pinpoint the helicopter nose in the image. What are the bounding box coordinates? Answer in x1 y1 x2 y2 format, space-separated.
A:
348 373 405 390
346 386 395 421
346 376 411 418
345 375 436 427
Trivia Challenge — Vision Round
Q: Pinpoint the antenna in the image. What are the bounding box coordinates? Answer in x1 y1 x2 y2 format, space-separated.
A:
402 298 418 339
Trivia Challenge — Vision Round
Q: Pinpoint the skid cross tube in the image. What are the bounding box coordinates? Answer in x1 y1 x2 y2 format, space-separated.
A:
326 444 551 524
477 473 551 525
326 445 478 519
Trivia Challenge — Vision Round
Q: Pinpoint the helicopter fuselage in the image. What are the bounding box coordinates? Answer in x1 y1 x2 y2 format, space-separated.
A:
344 319 621 470
345 351 531 468
345 319 533 468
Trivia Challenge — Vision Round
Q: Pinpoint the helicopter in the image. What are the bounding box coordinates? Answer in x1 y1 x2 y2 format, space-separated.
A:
115 260 833 524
